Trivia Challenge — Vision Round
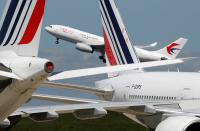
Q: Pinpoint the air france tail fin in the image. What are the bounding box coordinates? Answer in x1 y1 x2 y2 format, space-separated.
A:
100 0 140 67
0 0 46 57
155 38 188 59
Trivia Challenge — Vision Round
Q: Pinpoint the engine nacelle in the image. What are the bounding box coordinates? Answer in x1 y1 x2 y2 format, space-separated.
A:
156 116 200 131
73 108 107 120
29 111 59 122
76 43 93 53
0 119 10 128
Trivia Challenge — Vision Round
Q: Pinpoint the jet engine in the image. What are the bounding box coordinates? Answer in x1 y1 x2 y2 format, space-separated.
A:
76 43 93 53
155 116 200 131
0 119 10 128
73 108 107 120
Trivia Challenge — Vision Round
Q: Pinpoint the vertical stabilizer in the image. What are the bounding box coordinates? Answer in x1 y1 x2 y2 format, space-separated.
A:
0 0 46 57
155 38 188 59
100 0 140 66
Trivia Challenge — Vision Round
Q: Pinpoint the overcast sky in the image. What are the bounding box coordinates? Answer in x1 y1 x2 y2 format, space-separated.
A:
1 0 200 102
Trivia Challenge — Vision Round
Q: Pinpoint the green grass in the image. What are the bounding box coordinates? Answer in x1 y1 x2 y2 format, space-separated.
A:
11 112 149 131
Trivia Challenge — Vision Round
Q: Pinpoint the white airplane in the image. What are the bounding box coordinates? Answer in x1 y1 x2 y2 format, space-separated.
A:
45 25 188 63
7 0 200 131
0 0 182 130
0 0 54 128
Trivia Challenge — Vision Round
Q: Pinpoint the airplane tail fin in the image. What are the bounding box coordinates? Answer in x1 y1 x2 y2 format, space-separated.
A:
0 0 46 57
155 38 188 59
100 0 140 67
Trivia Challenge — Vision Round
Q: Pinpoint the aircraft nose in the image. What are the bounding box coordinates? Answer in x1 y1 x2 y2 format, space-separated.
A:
45 26 53 33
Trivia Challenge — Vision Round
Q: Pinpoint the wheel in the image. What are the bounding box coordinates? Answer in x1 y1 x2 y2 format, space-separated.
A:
55 38 59 44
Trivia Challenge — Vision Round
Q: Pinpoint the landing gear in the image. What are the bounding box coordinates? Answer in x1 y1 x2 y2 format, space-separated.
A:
55 38 59 44
99 55 106 63
99 56 104 60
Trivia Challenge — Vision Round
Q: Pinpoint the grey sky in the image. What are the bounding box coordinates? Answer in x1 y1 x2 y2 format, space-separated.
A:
0 0 200 102
1 0 200 61
42 0 200 52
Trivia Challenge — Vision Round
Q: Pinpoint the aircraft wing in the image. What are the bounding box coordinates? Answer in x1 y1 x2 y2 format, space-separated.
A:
48 59 184 81
42 81 114 96
12 100 200 119
32 93 104 104
135 42 158 49
10 101 160 116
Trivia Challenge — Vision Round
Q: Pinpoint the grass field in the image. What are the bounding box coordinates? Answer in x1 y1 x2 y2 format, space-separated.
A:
11 112 148 131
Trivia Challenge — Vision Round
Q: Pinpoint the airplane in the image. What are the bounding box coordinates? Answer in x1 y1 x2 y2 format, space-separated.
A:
0 0 54 127
6 0 200 131
45 25 188 63
0 0 184 130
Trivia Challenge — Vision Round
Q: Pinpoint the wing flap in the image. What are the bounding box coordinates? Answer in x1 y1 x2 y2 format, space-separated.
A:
12 102 146 116
12 101 175 117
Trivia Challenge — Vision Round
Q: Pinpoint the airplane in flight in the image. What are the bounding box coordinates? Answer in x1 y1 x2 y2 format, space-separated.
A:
0 0 183 130
7 0 200 131
0 0 54 128
45 25 188 63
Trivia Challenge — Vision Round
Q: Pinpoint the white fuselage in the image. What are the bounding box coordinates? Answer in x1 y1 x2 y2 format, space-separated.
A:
45 25 170 61
0 54 52 122
96 72 200 103
95 72 200 129
46 25 104 46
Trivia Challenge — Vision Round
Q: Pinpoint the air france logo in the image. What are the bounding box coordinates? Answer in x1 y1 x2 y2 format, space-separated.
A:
167 43 180 55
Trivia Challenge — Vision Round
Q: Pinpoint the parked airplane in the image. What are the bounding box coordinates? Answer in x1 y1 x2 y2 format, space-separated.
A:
45 25 188 62
0 0 54 127
8 0 200 131
0 0 184 130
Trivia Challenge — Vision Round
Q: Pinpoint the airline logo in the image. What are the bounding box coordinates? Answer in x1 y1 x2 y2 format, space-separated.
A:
0 0 45 46
100 0 136 65
167 43 180 55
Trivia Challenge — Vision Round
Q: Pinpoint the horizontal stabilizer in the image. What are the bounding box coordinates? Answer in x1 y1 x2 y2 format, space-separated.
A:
136 42 158 49
48 59 184 81
0 70 22 80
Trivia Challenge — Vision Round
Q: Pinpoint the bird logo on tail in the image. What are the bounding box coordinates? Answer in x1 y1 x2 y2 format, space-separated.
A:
167 43 180 55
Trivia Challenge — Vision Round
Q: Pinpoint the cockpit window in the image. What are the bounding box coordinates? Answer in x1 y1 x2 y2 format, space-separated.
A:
49 25 53 28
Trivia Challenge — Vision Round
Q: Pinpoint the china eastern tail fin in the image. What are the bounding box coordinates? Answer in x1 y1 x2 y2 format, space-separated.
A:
155 38 188 59
0 0 46 57
100 0 140 66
